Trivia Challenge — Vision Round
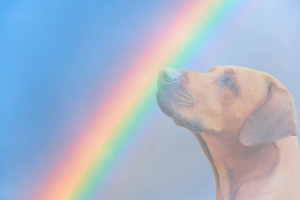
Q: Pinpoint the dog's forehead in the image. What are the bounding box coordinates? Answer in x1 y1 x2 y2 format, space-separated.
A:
207 66 270 94
208 66 270 81
206 66 287 99
209 66 284 86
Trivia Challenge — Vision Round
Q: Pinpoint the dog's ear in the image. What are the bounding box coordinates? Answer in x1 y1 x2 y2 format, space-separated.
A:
240 82 298 146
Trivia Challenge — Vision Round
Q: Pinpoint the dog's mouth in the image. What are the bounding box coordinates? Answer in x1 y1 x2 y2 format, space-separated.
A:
156 85 194 118
156 89 203 133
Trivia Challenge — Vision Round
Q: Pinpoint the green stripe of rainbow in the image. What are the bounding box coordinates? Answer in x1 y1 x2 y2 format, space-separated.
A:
34 0 252 199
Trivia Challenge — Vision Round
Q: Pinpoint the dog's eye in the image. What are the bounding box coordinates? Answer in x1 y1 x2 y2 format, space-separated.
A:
225 78 233 86
219 76 235 87
220 77 234 87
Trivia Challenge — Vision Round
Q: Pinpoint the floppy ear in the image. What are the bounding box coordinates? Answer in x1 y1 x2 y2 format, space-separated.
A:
240 82 298 146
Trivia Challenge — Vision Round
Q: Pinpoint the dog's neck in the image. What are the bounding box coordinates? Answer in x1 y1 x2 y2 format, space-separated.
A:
195 131 288 200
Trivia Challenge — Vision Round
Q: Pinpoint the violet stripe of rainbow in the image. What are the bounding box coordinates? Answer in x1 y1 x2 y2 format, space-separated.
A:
34 0 250 199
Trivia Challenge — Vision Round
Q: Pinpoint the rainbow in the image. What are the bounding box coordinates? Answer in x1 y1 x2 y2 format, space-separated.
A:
34 0 257 199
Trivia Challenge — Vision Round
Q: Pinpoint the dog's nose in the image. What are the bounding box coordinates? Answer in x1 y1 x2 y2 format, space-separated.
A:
158 68 180 83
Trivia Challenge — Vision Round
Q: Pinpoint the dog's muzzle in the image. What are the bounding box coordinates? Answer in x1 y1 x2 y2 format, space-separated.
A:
156 68 183 117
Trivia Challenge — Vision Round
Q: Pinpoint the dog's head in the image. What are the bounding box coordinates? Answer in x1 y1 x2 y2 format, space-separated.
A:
156 66 298 146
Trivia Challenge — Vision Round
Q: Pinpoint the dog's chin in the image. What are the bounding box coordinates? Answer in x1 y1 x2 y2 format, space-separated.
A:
173 118 185 127
156 93 186 128
156 93 172 117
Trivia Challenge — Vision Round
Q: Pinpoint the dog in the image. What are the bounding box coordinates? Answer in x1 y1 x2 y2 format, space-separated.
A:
156 66 300 200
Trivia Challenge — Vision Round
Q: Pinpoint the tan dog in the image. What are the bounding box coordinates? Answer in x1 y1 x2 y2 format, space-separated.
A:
156 66 300 200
